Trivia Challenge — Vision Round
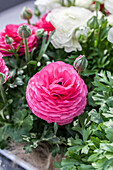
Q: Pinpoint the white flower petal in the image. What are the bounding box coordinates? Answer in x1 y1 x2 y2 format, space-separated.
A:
76 0 93 8
105 0 113 14
108 27 113 43
107 14 113 26
34 0 61 13
49 6 93 52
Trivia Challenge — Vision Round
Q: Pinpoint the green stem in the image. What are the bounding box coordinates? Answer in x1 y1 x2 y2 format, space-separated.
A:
38 30 55 61
10 44 19 65
24 38 30 63
61 0 64 6
0 84 7 103
67 0 72 6
27 19 30 25
95 1 99 18
78 71 81 75
73 0 75 6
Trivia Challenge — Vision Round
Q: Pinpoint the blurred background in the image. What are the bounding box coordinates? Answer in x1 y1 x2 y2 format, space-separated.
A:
0 0 36 30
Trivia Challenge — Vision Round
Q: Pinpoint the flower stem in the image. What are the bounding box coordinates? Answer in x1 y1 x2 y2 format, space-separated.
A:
10 44 19 65
95 1 99 18
67 0 72 6
61 0 64 6
24 38 30 63
27 19 30 25
73 0 75 6
0 84 7 104
78 71 81 75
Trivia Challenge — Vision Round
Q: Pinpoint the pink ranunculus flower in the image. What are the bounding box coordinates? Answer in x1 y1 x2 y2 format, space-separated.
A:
0 53 10 83
35 13 55 33
0 24 38 56
26 61 88 125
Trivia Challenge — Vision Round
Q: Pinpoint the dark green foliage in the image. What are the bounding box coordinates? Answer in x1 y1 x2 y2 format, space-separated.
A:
56 70 113 169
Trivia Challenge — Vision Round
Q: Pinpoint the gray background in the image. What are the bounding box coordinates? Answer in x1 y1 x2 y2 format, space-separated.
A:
0 0 37 30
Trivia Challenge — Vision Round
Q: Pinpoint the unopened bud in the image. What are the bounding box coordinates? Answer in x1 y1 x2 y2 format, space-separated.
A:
36 29 44 38
95 1 100 11
34 6 41 18
5 35 13 44
18 25 31 38
74 55 88 72
87 16 99 29
21 7 32 20
76 27 89 43
0 73 6 85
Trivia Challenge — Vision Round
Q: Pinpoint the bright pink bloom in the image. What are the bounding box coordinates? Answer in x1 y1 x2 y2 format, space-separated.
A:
0 24 37 56
26 61 88 125
0 53 10 83
35 13 55 33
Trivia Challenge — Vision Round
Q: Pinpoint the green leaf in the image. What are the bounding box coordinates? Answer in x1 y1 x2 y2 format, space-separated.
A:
102 107 113 118
88 109 102 124
81 144 89 154
14 77 24 86
28 60 37 66
103 158 113 170
38 30 55 61
30 47 37 59
54 161 62 169
92 157 107 170
16 39 23 52
79 164 94 170
12 109 27 124
54 122 58 135
68 136 83 146
88 153 99 162
61 158 81 167
83 128 91 143
100 143 113 152
102 120 113 142
22 114 33 131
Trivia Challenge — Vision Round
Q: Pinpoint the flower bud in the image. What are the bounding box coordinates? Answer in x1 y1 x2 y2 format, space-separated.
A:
34 6 41 18
75 27 89 43
74 55 88 72
94 1 100 11
18 24 31 38
0 73 6 85
21 7 32 20
87 16 99 29
36 29 44 38
5 35 13 44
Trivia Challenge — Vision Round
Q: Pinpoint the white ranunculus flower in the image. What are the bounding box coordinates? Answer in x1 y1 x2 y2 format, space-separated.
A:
107 14 113 26
34 0 61 13
108 27 113 43
96 0 105 3
105 0 113 14
75 0 93 8
63 0 93 8
47 7 93 52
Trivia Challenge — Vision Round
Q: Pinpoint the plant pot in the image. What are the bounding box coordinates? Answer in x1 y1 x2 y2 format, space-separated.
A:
0 142 64 170
0 149 37 170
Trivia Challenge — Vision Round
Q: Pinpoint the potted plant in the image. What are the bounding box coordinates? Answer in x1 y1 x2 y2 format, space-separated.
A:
0 0 113 169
